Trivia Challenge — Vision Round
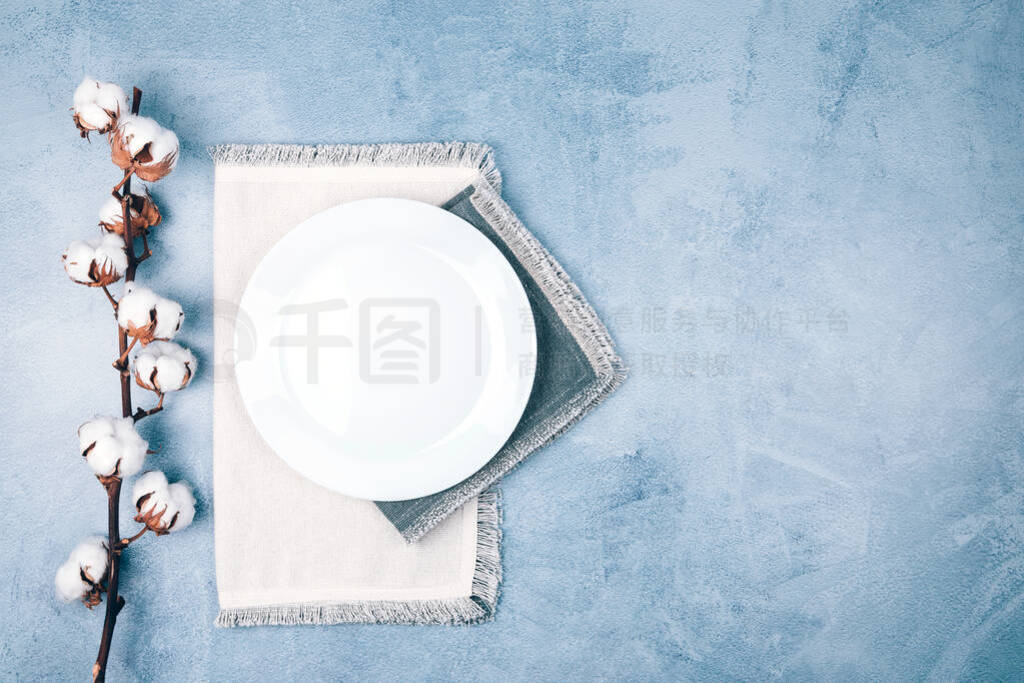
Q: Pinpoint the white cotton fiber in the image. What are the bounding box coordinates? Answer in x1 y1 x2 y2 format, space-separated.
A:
62 234 127 285
167 482 196 532
133 470 170 511
114 115 179 179
117 284 182 341
55 536 108 601
152 297 183 339
148 127 179 171
117 115 163 157
134 341 196 392
62 240 98 283
116 283 158 330
78 415 148 477
133 470 176 532
72 77 127 132
132 470 196 533
55 559 87 601
98 194 135 226
70 537 109 584
95 233 128 271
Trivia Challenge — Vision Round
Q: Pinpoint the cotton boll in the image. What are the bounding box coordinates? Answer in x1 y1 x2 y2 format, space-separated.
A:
72 77 127 137
73 79 127 124
98 190 161 237
55 536 108 606
70 537 109 584
117 285 182 343
141 128 180 181
116 283 158 334
133 470 187 535
110 115 179 182
133 470 173 526
152 298 183 339
166 483 196 532
62 234 127 287
132 470 169 509
133 341 196 393
132 472 197 534
95 233 128 272
78 415 148 478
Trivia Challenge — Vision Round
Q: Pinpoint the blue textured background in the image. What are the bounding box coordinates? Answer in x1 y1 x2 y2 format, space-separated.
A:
1 0 1022 680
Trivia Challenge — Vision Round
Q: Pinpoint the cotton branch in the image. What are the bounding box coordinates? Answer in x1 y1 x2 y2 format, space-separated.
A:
92 86 143 683
66 78 195 683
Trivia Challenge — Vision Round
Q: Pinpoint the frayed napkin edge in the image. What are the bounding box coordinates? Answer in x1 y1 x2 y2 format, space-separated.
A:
214 488 502 627
207 141 502 193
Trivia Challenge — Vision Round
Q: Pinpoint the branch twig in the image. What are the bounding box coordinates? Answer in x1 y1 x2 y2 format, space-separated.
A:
93 85 142 683
112 334 139 371
119 526 148 547
110 168 135 196
100 285 117 310
132 395 164 423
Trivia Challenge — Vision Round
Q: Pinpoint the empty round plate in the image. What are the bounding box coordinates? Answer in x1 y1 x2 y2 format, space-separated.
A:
234 197 536 501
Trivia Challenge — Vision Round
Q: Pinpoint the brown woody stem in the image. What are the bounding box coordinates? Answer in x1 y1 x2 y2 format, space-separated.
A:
110 168 135 197
112 334 138 371
132 396 164 423
100 285 118 310
93 86 143 683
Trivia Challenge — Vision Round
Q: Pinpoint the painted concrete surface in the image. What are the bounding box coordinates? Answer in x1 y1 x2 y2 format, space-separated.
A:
1 1 1022 679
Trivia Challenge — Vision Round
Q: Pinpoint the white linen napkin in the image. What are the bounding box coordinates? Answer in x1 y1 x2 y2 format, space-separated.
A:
211 143 502 625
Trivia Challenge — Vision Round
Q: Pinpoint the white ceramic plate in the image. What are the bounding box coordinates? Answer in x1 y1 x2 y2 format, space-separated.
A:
234 198 536 501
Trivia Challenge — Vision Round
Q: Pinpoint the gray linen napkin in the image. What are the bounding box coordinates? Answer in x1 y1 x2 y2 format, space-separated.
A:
377 183 627 542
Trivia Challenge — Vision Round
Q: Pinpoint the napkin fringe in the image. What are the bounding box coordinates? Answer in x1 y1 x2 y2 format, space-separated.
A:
208 142 502 192
214 489 502 627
